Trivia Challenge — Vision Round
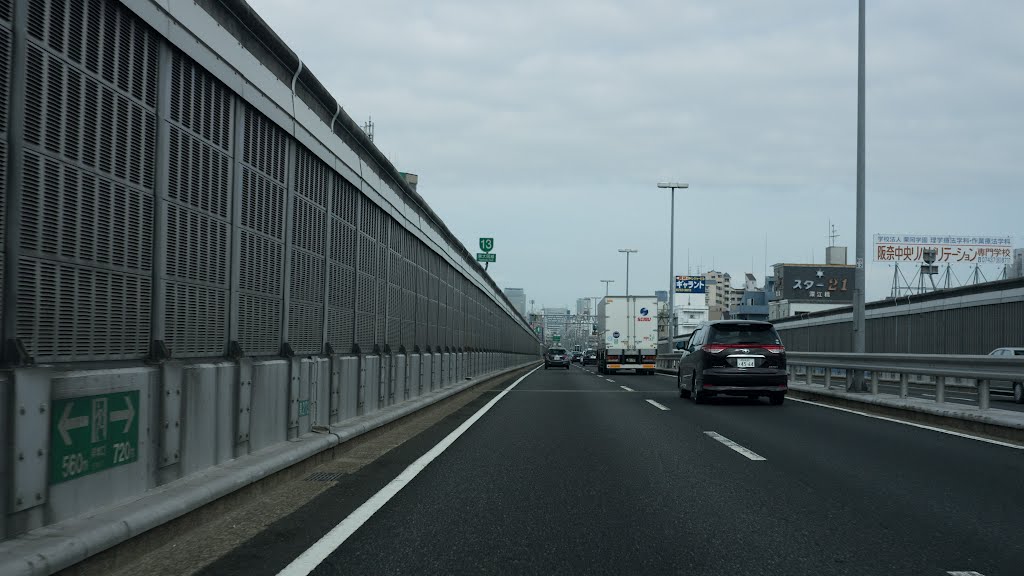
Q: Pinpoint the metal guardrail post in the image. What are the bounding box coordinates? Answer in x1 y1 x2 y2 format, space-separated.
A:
935 376 945 404
824 369 831 390
899 373 909 399
870 371 879 395
978 380 990 410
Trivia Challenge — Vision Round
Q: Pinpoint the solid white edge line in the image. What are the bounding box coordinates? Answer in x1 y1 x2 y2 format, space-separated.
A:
276 364 543 576
947 571 986 576
645 399 670 411
620 386 634 392
704 431 766 461
788 397 1024 450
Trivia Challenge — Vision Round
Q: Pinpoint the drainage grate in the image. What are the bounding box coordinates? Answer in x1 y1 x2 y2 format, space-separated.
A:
305 472 345 482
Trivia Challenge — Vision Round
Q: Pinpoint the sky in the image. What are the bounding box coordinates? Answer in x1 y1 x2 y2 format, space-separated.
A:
246 0 1024 311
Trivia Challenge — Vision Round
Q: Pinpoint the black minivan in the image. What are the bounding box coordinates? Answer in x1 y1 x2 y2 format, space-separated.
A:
676 320 787 405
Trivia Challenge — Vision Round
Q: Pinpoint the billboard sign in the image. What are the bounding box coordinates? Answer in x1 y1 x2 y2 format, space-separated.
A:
675 275 706 293
772 265 856 303
874 234 1013 264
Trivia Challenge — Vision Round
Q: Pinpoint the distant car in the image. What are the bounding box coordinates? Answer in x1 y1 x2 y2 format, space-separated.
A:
676 320 788 405
987 347 1024 404
571 351 583 363
544 347 571 370
583 349 598 365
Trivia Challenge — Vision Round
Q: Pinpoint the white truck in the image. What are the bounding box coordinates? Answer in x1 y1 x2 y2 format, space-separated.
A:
597 295 659 375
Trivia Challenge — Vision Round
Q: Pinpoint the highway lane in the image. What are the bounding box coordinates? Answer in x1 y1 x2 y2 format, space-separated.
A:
207 363 1024 576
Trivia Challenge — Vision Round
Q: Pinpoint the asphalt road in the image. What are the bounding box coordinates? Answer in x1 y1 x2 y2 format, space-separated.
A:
204 363 1024 576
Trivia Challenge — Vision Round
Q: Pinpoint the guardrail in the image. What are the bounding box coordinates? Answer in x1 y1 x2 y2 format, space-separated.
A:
653 351 1024 410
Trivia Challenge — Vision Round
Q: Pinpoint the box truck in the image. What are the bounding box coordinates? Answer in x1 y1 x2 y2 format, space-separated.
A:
597 295 659 375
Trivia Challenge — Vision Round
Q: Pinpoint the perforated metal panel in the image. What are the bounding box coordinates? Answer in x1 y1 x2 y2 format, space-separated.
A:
17 256 151 360
14 0 157 361
24 44 156 189
287 147 328 354
326 177 357 352
238 106 286 356
162 49 232 356
0 18 10 335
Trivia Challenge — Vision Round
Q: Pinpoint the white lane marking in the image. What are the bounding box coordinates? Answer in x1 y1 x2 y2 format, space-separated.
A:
620 385 634 392
788 397 1024 450
606 379 615 383
658 373 674 378
646 399 670 411
704 431 766 461
276 365 543 576
947 571 986 576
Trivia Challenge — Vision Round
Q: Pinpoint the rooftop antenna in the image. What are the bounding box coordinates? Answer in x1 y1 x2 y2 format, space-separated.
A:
363 115 375 142
829 221 840 247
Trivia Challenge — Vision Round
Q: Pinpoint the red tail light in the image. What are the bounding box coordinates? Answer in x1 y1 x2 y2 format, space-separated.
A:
642 355 657 362
703 344 729 353
762 345 785 353
608 355 620 361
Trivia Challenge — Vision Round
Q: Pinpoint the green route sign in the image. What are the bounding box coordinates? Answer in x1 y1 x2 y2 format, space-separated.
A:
553 335 561 342
479 237 494 253
50 391 139 485
476 253 496 263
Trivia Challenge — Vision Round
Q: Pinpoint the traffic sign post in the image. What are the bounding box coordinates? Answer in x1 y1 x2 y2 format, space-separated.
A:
50 391 139 484
478 238 495 269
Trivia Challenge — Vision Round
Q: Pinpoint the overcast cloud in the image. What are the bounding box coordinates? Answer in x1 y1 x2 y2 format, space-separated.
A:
247 0 1024 310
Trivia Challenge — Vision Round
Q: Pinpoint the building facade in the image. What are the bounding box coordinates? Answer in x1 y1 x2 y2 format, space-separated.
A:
1006 248 1024 279
503 288 527 317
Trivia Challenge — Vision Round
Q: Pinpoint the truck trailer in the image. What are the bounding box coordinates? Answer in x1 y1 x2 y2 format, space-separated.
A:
597 295 659 375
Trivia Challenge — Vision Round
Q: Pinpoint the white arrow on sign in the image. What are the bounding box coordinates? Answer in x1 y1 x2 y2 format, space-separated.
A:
110 395 135 433
59 402 89 446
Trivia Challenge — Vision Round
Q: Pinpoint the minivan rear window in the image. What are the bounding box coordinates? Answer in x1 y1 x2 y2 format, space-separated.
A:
708 324 781 345
549 349 567 355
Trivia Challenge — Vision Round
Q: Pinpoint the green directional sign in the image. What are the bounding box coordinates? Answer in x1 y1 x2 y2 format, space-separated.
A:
476 253 496 263
553 335 561 342
50 391 139 485
479 237 494 253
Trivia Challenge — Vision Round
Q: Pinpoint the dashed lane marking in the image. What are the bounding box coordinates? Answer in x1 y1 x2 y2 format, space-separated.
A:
704 431 766 461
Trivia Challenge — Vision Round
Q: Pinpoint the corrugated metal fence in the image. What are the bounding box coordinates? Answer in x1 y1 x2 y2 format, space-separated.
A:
772 279 1024 354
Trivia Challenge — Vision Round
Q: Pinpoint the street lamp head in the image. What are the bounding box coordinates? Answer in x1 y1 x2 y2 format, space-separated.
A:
618 249 638 254
657 182 689 189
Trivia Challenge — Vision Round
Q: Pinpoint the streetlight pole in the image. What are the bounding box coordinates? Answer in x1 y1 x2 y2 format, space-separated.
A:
658 182 689 338
618 249 637 297
600 279 614 298
852 0 866 391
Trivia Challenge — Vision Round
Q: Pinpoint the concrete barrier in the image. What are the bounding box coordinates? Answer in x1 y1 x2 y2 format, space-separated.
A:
0 355 539 575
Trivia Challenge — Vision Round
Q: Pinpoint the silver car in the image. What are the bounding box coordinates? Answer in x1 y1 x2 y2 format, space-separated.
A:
987 347 1024 403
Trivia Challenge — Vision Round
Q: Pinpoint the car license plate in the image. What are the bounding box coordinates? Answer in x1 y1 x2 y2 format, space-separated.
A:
737 358 755 368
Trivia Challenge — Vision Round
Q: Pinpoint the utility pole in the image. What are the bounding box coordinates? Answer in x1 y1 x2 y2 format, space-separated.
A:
851 0 867 391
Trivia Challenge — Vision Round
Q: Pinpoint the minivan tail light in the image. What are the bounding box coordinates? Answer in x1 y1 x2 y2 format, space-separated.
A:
703 344 729 353
762 345 785 353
